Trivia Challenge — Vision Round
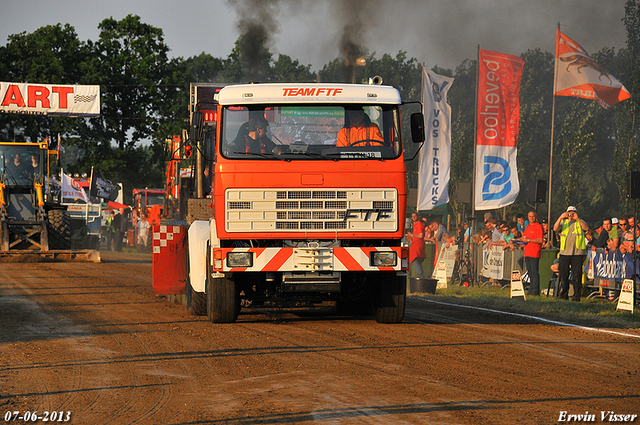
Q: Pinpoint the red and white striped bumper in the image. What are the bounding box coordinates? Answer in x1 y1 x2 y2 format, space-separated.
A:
212 246 408 272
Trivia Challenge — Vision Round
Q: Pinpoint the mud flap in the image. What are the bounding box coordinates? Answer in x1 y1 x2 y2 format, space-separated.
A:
187 220 211 293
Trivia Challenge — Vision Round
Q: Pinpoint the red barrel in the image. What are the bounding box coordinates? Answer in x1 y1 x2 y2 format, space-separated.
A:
152 225 188 295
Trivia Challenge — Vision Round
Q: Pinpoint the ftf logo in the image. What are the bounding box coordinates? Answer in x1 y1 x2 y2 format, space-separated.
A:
482 155 511 201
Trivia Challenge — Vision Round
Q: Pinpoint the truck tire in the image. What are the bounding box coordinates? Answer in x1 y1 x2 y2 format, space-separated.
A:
47 210 72 250
187 281 207 316
88 235 100 250
0 220 8 251
206 273 240 323
374 273 406 324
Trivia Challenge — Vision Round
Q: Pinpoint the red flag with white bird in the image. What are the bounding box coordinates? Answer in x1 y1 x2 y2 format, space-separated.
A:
555 28 630 109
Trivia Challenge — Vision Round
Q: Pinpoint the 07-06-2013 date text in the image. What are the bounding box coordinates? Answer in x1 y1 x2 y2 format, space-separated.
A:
4 411 71 422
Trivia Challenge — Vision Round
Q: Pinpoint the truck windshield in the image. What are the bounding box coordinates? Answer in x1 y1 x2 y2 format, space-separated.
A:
0 145 43 187
145 194 164 206
221 105 401 160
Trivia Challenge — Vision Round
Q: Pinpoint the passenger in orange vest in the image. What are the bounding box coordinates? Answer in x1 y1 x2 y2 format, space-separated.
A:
337 108 385 147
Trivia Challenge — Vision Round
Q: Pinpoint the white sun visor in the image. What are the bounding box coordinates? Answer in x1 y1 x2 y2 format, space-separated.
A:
216 83 401 105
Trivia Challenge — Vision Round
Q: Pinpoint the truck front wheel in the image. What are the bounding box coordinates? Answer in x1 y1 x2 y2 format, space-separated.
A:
206 273 240 323
374 273 406 324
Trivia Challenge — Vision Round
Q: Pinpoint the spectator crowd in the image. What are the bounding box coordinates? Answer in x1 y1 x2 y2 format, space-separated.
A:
406 208 640 300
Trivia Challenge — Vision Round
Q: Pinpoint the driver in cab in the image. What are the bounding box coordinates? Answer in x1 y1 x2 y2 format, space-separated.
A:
336 108 384 147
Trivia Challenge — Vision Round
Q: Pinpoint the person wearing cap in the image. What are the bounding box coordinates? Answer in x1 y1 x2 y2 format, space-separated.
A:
553 206 589 301
609 217 620 250
591 220 608 250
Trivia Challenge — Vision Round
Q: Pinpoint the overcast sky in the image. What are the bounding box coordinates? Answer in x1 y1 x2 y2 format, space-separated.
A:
0 0 630 73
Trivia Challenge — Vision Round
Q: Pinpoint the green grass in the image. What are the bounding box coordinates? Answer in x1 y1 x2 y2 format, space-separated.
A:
411 284 640 330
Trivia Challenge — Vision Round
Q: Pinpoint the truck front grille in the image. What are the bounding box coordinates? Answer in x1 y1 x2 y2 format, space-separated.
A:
225 188 397 233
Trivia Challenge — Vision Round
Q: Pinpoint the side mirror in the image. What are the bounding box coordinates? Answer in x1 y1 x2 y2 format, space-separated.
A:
410 113 425 144
190 112 204 144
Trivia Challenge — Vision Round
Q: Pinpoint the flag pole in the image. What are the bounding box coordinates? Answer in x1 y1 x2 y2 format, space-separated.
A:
416 62 425 214
472 45 479 225
547 23 560 246
89 166 94 205
470 45 480 282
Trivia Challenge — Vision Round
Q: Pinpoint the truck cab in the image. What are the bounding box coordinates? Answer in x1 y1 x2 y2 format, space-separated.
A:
186 83 424 323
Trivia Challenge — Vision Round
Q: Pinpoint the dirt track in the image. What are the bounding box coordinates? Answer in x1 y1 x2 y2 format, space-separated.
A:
1 252 639 424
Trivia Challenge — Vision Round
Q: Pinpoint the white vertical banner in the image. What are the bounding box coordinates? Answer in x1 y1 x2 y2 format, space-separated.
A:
417 67 454 210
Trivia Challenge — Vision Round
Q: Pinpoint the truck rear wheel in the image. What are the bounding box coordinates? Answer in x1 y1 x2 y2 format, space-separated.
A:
374 273 406 324
47 210 72 250
206 272 240 323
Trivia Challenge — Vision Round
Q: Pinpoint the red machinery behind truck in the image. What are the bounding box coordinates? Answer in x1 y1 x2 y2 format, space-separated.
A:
132 188 164 225
155 82 424 324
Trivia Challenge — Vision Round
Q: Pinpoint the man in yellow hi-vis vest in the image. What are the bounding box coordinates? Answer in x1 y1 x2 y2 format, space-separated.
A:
553 206 589 301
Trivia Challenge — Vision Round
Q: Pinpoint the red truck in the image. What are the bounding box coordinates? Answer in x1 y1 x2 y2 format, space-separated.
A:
157 82 425 323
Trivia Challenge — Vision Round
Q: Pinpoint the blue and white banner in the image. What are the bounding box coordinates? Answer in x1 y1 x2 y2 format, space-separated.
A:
589 249 640 282
417 68 454 210
474 145 520 210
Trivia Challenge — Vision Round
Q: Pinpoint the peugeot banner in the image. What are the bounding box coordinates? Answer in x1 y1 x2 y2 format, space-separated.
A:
474 49 524 211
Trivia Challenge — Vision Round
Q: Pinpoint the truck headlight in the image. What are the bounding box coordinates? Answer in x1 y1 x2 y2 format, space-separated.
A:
370 251 397 267
227 252 253 268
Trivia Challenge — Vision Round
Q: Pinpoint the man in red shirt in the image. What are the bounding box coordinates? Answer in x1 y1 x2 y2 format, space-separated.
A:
407 212 426 278
515 211 544 295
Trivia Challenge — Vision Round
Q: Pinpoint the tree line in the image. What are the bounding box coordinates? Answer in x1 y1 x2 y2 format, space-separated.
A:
1 3 640 225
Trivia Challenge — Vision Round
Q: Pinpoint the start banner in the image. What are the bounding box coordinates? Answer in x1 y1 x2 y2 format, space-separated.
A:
474 49 524 211
0 81 100 116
